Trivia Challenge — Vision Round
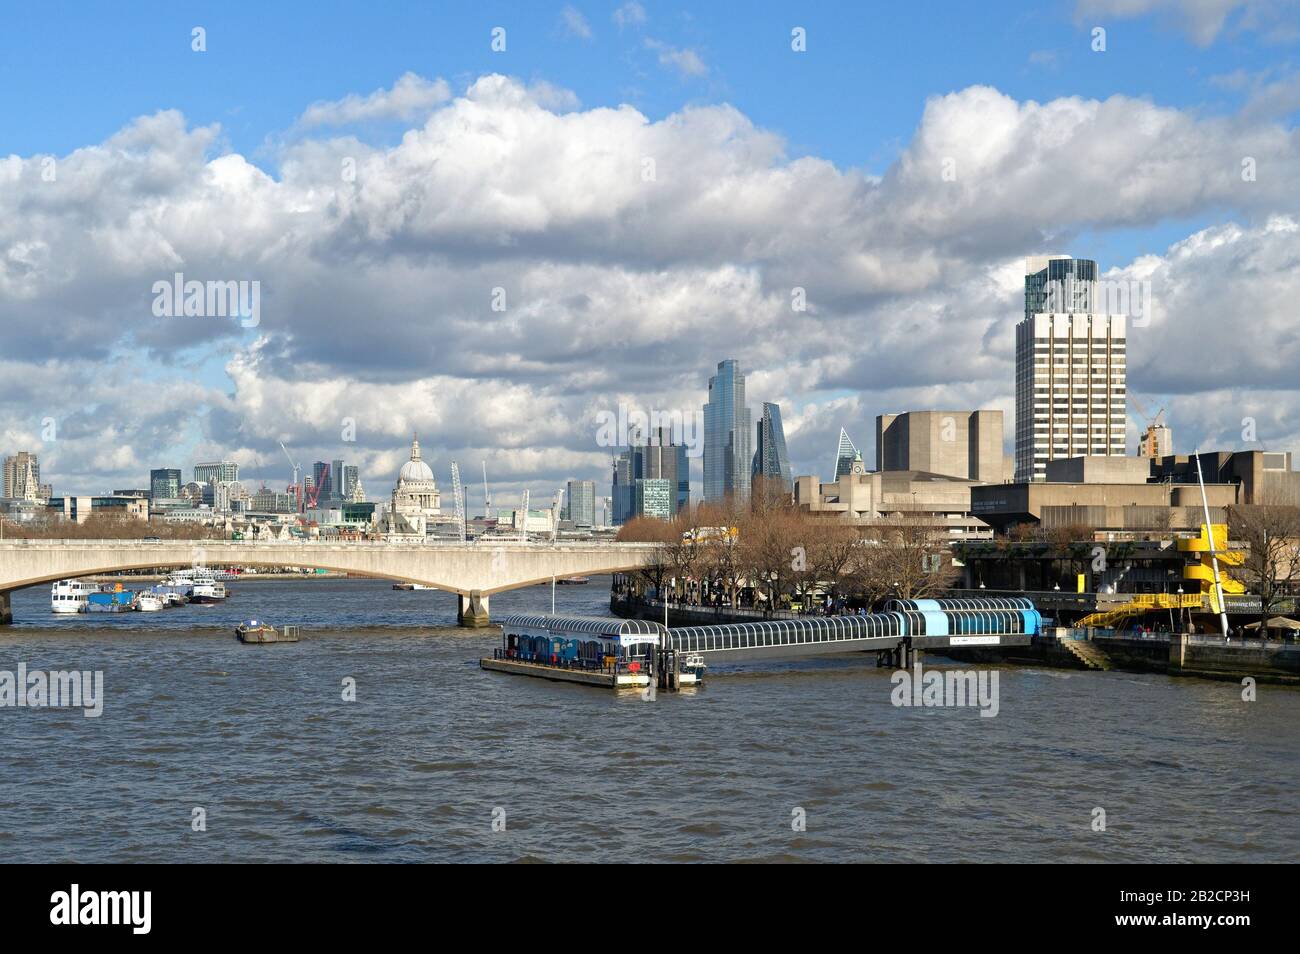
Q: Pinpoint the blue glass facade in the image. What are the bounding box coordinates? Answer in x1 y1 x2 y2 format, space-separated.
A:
752 402 792 490
703 359 751 502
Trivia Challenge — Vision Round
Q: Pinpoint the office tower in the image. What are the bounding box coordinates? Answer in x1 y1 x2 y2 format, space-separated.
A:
611 453 634 525
3 452 41 500
332 460 345 503
193 460 238 485
641 427 684 517
876 410 1004 483
342 464 359 499
312 461 333 501
833 428 860 478
752 402 792 490
566 479 596 526
610 427 690 524
1024 255 1098 320
703 359 752 502
1016 256 1126 482
634 478 672 520
149 467 181 501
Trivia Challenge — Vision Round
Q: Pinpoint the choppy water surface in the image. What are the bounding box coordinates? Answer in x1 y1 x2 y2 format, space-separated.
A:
1 577 1296 862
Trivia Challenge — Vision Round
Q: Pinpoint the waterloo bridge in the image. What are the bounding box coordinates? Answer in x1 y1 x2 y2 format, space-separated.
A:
0 539 664 627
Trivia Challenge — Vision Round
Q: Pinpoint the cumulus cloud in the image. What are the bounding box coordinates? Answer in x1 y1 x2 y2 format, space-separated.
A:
646 39 708 78
3 75 1299 498
297 72 451 128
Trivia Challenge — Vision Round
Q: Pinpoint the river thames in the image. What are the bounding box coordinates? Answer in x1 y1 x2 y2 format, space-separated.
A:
1 577 1296 862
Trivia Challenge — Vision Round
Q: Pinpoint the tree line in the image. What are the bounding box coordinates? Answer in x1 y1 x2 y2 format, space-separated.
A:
615 496 957 613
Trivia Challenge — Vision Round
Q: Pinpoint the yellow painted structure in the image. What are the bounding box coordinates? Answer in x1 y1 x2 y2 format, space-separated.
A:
1177 523 1245 612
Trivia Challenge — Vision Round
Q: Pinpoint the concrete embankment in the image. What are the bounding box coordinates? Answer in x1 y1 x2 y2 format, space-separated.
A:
944 631 1300 685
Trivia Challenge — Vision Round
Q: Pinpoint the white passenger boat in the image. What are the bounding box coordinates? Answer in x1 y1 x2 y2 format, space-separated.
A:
50 579 99 614
136 593 165 612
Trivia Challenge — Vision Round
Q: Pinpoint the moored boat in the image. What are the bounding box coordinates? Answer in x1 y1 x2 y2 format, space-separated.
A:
51 579 98 614
483 615 666 689
236 620 300 644
136 593 165 612
85 590 137 613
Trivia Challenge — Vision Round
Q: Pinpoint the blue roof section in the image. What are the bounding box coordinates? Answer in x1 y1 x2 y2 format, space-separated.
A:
498 614 668 638
886 597 1037 612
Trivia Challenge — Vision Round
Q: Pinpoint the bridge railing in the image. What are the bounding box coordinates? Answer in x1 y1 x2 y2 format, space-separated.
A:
0 538 664 549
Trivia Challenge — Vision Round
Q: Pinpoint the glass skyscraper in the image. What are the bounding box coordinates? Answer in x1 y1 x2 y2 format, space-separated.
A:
752 402 792 491
703 359 751 503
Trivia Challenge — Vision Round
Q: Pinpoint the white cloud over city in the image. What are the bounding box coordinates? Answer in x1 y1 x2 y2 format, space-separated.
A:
2 71 1299 502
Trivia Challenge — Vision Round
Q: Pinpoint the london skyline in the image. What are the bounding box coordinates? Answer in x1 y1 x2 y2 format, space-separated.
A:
3 2 1299 502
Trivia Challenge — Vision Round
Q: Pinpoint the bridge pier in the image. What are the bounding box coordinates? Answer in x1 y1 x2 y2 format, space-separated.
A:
457 590 490 628
0 591 10 626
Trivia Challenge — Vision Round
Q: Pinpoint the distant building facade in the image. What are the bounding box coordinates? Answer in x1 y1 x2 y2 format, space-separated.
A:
3 452 43 501
566 479 596 526
149 468 182 501
194 460 238 485
876 410 1004 483
610 427 688 523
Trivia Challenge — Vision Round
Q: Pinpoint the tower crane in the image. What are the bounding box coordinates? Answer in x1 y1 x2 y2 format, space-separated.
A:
520 489 529 543
481 461 492 519
278 441 303 512
551 487 564 543
450 461 466 544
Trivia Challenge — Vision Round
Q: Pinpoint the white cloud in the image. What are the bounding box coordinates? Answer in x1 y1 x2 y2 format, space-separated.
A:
560 5 593 40
645 39 708 78
1074 0 1300 46
3 76 1300 495
613 1 647 30
297 72 451 128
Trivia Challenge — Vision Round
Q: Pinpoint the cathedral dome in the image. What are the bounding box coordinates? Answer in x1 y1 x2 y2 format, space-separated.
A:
398 436 435 483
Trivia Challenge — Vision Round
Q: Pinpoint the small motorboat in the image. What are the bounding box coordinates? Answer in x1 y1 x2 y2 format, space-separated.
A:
136 593 165 612
236 620 300 644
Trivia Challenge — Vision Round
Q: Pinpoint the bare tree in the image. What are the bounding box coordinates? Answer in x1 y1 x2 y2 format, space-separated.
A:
1227 501 1300 637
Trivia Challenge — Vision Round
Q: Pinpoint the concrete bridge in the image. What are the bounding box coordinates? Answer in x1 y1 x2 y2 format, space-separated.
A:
0 539 664 627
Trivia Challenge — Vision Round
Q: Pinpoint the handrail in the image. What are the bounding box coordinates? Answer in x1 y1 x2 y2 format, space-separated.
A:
0 538 663 549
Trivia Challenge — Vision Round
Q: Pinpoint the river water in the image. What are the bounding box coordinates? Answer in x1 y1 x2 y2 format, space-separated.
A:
1 577 1296 862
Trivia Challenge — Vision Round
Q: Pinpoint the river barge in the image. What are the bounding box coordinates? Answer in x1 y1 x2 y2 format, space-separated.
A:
482 615 703 689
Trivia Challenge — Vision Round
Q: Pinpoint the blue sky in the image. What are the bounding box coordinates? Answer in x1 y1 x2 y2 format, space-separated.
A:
3 0 1300 498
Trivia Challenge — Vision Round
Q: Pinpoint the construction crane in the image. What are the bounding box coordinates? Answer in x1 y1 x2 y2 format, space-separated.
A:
450 461 466 544
520 489 529 543
551 487 564 543
1129 395 1169 458
278 441 303 512
481 461 492 519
